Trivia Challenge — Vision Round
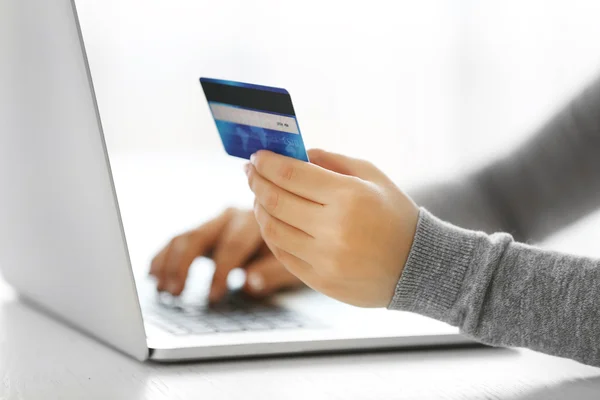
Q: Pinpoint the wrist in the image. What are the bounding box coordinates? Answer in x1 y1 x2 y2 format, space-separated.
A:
387 209 480 323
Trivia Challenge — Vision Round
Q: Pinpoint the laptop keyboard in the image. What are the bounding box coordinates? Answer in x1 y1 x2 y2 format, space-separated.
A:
143 291 310 336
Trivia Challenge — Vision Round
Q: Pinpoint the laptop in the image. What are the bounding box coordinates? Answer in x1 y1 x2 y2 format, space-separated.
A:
0 0 472 362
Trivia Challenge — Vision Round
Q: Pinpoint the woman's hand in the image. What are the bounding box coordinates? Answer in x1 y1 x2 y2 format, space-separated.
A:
245 149 419 308
149 208 304 302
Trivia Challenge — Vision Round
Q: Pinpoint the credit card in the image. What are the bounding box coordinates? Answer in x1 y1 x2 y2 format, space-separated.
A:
200 77 309 161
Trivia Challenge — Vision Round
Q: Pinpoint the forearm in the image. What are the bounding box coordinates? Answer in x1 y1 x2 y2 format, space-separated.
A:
410 179 514 238
390 209 600 366
412 74 600 242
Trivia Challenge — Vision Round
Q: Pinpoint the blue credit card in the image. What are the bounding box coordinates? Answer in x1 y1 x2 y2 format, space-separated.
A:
200 77 309 162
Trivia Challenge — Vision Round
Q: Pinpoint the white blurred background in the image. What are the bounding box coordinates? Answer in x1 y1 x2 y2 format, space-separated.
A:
76 0 600 178
71 0 600 264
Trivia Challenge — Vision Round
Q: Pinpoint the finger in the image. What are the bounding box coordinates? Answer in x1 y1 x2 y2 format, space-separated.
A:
242 256 304 297
257 241 272 256
246 163 323 235
307 148 390 183
149 246 169 291
209 211 263 302
253 201 314 263
262 246 320 293
250 150 350 204
157 208 233 295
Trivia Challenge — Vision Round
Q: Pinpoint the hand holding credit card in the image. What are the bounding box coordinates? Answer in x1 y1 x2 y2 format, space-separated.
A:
200 78 309 161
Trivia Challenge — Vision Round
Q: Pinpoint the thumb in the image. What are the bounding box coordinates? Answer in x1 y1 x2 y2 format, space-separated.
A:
307 148 388 183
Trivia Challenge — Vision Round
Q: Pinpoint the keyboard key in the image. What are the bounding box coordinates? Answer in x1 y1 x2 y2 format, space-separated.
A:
239 319 272 331
142 292 313 336
211 320 244 332
149 318 190 335
186 324 217 334
265 318 304 329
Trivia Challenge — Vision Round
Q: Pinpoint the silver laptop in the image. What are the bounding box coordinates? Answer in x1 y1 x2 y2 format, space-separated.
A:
0 0 471 362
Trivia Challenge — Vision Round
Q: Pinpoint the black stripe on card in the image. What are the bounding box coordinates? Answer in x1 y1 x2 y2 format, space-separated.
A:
200 80 295 116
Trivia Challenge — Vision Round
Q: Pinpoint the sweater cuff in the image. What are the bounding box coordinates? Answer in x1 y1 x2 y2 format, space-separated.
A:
388 208 479 324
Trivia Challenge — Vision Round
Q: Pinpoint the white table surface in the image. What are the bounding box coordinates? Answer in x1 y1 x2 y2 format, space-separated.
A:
2 152 600 399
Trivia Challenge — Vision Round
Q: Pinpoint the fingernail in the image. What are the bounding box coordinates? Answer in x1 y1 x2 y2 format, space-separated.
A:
247 273 265 293
167 281 179 294
250 153 257 165
244 163 251 176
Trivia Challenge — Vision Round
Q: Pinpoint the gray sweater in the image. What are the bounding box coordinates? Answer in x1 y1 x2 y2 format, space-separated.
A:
388 75 600 367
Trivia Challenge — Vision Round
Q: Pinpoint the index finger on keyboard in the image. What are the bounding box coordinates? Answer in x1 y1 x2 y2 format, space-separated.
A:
155 209 233 295
209 211 263 302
